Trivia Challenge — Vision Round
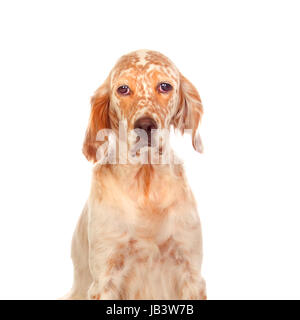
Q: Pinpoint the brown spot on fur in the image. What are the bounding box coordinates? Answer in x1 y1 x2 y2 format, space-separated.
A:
159 237 173 253
128 239 139 256
159 238 187 266
106 253 125 274
170 248 185 265
137 256 148 264
102 280 119 299
129 239 137 246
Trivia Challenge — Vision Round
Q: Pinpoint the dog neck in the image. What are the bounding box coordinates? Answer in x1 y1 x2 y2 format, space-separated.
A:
92 157 190 211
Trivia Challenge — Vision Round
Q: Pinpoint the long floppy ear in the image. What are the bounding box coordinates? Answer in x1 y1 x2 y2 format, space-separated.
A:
173 74 204 152
82 81 110 162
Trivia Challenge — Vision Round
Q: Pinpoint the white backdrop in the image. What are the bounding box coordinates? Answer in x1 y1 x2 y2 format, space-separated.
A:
0 0 299 299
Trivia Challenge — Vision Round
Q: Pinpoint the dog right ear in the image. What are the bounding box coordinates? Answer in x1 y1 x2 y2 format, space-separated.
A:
173 74 204 153
82 81 110 162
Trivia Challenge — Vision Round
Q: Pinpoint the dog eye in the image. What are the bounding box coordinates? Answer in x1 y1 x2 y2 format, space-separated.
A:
117 85 130 96
158 82 173 93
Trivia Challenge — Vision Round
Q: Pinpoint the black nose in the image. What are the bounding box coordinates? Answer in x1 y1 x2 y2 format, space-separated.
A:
134 117 158 134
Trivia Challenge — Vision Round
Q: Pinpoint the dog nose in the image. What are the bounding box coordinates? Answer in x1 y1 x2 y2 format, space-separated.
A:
134 117 158 134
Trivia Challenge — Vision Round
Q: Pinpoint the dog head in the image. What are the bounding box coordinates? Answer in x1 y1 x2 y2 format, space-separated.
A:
83 50 203 162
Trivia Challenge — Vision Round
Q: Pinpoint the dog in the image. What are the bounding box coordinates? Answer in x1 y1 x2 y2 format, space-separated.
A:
65 50 206 300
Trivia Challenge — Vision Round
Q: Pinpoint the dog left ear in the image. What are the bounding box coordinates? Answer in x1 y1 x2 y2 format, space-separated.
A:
82 80 110 162
173 74 204 153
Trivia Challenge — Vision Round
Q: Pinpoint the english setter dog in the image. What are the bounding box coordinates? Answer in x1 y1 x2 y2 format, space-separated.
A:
65 50 206 300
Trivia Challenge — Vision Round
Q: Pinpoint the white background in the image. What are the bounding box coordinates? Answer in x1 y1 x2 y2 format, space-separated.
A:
0 0 299 299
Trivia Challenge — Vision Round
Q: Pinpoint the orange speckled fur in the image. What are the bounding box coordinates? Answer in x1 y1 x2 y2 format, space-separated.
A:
64 50 206 300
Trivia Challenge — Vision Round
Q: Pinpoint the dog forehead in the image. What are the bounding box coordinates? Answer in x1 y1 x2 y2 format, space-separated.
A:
110 50 179 84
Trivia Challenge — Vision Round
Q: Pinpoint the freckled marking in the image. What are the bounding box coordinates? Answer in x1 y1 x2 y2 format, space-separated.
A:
170 248 185 265
159 237 173 253
137 256 149 264
92 294 101 300
128 239 139 256
129 239 138 245
106 253 125 275
103 279 117 294
159 237 187 266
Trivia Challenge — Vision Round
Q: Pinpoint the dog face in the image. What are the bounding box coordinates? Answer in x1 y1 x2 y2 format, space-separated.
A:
109 50 180 132
83 50 203 163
